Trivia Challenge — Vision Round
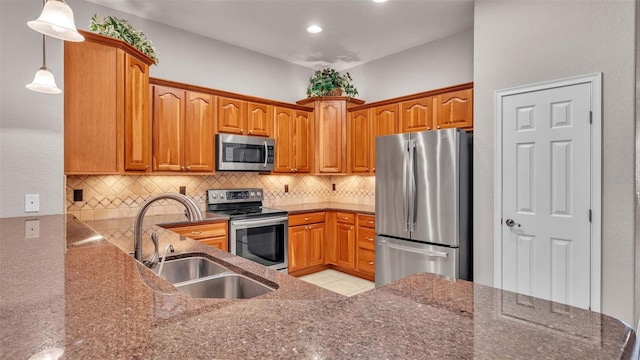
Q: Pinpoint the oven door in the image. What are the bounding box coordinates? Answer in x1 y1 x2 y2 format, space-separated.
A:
230 216 288 271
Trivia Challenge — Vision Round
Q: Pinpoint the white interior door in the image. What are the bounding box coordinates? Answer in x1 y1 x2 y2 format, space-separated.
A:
501 82 592 310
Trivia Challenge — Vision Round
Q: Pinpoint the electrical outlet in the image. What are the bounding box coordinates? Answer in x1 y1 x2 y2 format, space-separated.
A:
73 189 83 202
284 184 289 193
25 219 40 238
25 194 39 213
179 186 186 195
332 183 336 191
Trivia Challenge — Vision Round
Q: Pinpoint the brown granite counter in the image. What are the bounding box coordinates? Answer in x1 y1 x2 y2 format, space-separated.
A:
1 215 636 359
275 202 375 215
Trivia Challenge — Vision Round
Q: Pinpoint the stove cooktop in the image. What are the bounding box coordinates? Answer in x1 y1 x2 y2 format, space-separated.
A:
207 206 287 220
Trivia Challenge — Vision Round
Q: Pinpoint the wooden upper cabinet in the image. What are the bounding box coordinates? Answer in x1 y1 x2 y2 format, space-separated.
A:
184 91 215 172
274 107 312 173
152 83 215 173
153 85 185 171
64 30 153 174
294 110 312 173
371 104 398 173
123 55 151 171
349 109 371 174
273 107 295 173
218 97 246 134
400 97 433 133
434 89 473 130
316 100 345 173
247 102 272 137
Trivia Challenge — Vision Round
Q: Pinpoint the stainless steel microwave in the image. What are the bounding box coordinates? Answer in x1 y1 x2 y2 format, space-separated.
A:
215 134 275 171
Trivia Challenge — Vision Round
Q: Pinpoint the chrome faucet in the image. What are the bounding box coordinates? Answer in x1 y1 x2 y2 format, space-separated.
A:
133 193 203 264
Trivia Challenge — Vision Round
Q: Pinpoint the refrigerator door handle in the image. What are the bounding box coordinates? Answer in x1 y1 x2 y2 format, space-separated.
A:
403 140 410 231
378 238 449 258
409 139 417 232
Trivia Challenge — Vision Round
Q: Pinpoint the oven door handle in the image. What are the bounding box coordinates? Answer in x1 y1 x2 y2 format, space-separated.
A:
231 216 288 228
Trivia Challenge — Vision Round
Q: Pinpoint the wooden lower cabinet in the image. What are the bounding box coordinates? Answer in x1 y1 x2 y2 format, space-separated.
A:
335 222 356 269
162 221 228 252
287 212 327 275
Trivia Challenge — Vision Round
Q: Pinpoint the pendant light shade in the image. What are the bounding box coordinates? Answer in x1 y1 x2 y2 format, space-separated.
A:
27 66 62 94
27 35 62 94
27 0 84 42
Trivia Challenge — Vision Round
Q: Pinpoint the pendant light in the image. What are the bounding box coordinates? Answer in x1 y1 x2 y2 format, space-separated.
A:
27 0 84 42
26 34 62 94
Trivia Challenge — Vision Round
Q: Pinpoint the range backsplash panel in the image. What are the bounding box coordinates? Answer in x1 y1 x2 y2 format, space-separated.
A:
66 174 375 221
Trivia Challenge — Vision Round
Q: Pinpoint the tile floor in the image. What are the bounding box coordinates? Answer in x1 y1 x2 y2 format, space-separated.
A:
298 269 375 297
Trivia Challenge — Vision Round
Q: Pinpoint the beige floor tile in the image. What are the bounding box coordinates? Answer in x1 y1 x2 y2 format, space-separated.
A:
298 271 342 286
299 269 375 296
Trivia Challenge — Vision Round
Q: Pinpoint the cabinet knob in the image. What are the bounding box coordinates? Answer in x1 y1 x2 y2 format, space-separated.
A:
291 168 294 172
241 129 244 132
373 168 375 172
294 168 298 172
187 166 191 170
368 261 374 265
249 130 253 134
342 217 349 220
437 126 441 129
181 166 185 171
427 127 431 130
191 231 202 235
304 217 311 221
365 168 368 171
366 237 373 241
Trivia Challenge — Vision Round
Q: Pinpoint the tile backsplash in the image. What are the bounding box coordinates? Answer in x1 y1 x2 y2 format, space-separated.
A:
66 174 375 221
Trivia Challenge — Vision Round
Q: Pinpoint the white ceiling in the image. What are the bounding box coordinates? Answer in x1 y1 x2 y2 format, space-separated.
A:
85 0 474 71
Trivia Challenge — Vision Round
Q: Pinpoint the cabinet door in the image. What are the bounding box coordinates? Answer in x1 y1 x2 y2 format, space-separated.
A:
371 104 398 173
185 91 215 172
200 237 228 251
317 100 345 173
152 85 185 172
288 226 308 272
247 102 272 137
307 223 325 267
274 107 294 173
294 110 312 173
335 223 355 269
123 54 151 171
217 97 246 134
349 109 371 174
434 89 473 129
400 97 433 133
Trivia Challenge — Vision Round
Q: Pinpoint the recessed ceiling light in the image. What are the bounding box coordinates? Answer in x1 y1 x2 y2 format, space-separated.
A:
373 0 388 3
307 25 322 34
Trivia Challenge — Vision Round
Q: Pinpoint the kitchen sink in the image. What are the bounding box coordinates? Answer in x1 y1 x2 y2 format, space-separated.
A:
149 255 274 299
175 273 274 299
153 256 227 284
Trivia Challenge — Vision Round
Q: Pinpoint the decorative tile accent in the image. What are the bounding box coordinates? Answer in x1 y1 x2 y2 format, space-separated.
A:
66 173 376 220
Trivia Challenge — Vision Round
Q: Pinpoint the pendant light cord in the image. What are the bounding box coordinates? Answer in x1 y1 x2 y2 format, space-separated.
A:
42 35 46 68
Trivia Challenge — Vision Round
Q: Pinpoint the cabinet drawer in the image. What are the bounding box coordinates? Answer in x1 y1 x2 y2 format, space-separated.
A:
335 211 355 224
357 248 375 275
168 222 227 240
289 212 325 227
357 227 376 250
358 214 375 228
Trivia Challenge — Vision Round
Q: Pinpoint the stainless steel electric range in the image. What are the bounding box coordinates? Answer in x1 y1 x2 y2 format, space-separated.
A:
207 188 288 271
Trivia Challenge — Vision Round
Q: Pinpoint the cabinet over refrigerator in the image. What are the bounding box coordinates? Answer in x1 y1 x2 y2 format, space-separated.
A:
375 129 472 286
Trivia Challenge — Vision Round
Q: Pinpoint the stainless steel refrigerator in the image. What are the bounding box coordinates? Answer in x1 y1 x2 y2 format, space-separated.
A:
375 128 472 286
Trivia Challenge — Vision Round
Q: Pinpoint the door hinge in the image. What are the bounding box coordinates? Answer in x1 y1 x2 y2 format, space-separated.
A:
588 209 592 222
589 111 592 124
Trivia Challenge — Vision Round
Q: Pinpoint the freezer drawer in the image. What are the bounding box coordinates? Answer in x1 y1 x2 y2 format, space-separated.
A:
375 235 458 287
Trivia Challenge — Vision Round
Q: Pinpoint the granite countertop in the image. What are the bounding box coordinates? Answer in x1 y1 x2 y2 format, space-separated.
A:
274 202 375 215
1 215 636 359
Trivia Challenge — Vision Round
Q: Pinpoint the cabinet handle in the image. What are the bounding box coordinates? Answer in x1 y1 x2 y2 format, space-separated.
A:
367 221 374 224
368 261 374 265
427 127 431 130
294 168 298 172
304 217 311 221
191 231 202 235
181 166 185 171
437 126 441 129
342 217 349 220
365 168 368 171
366 237 374 241
373 168 376 172
241 128 244 132
291 168 294 172
249 130 253 134
144 165 150 169
187 165 191 170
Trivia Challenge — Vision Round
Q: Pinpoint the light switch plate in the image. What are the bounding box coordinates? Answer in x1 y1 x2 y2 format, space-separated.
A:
25 219 40 238
25 194 39 213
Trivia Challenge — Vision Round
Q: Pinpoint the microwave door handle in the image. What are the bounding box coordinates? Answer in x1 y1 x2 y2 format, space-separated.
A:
263 141 268 168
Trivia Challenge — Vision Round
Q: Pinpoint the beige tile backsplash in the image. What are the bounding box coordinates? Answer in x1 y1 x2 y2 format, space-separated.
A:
66 174 375 221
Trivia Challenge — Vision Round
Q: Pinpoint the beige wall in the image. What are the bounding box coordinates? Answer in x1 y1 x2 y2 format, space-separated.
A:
474 0 636 325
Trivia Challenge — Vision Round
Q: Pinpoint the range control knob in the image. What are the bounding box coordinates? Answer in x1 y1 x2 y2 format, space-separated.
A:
250 192 256 198
257 191 262 197
211 193 217 199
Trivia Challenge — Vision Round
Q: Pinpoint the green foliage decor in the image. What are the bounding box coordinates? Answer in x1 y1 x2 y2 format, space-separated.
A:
89 14 159 65
306 67 359 98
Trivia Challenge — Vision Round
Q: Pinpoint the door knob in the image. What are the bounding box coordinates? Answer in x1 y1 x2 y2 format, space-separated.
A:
505 219 521 228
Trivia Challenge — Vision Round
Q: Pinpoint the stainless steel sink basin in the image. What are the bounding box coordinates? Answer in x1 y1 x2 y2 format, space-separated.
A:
154 256 227 284
175 273 274 299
